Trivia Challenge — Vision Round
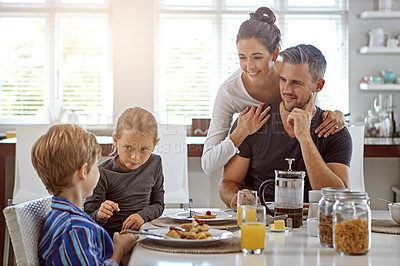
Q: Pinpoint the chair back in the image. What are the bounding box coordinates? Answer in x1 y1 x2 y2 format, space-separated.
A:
347 125 366 192
13 125 50 204
154 124 189 204
3 197 52 266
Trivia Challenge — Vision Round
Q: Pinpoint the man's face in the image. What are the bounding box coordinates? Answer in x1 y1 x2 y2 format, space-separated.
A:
279 62 318 112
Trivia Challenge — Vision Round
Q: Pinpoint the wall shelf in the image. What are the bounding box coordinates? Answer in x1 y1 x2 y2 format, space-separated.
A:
360 83 400 91
359 46 400 54
360 11 400 19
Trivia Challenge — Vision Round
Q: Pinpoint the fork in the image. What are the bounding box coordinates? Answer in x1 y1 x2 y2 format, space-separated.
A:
183 206 199 218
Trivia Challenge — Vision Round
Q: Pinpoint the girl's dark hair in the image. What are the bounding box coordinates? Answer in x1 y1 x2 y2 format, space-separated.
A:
236 7 281 54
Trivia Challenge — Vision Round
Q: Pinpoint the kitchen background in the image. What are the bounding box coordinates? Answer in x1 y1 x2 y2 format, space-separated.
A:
1 0 400 210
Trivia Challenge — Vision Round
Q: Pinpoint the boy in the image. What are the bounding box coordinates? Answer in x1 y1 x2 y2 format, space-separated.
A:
31 124 138 265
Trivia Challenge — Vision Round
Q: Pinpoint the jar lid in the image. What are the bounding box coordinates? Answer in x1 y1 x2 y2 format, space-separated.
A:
321 187 350 200
335 191 369 200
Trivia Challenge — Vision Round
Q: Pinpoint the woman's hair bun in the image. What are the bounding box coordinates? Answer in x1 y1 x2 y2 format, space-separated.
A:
250 7 276 25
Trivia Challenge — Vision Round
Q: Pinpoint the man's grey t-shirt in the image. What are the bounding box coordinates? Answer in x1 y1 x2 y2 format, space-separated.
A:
232 101 352 202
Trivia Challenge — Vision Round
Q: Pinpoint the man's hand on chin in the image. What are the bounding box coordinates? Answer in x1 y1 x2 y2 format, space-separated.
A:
287 92 316 141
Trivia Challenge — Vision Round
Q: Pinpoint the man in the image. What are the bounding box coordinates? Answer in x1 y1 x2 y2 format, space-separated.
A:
219 44 352 208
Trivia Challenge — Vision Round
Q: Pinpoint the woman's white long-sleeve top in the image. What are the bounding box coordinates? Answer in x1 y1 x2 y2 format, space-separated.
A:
201 69 261 175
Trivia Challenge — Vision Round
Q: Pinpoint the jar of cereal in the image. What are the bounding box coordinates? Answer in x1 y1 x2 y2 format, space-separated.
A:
333 191 371 255
318 187 349 247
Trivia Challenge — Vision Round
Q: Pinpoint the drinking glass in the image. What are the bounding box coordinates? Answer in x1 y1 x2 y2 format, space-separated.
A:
240 205 266 254
237 189 258 226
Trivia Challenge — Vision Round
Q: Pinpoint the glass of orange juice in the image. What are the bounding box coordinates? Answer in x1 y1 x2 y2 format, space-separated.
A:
241 205 266 254
237 190 258 226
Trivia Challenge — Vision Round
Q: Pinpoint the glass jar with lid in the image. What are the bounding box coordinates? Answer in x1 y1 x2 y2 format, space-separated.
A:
333 191 371 255
318 187 349 247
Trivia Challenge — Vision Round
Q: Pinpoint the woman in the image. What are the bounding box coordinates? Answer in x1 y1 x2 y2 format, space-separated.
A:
201 7 345 175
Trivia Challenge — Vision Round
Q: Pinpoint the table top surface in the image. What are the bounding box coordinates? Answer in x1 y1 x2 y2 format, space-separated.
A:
128 210 400 266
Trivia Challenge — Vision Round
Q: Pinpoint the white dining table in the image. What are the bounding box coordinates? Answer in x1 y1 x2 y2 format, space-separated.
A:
128 209 400 266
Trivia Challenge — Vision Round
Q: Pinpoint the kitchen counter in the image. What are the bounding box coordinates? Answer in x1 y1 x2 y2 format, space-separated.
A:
364 137 400 157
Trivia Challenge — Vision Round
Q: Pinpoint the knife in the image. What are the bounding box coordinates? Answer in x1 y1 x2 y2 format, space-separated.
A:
122 229 174 239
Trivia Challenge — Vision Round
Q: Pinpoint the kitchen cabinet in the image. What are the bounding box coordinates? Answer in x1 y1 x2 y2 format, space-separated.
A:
358 10 400 91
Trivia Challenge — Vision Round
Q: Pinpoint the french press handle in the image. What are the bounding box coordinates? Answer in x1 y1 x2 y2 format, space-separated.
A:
258 179 274 216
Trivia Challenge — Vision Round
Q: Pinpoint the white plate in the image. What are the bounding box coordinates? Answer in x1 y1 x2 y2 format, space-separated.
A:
165 209 236 224
144 228 233 247
267 227 292 233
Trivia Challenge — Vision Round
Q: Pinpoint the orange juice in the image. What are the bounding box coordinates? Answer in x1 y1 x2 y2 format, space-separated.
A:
241 222 266 251
237 206 257 225
237 206 242 225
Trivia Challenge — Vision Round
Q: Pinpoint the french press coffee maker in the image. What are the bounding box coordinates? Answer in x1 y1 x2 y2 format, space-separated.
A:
258 158 305 228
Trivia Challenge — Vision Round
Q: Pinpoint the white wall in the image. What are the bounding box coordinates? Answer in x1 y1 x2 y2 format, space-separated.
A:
111 0 154 118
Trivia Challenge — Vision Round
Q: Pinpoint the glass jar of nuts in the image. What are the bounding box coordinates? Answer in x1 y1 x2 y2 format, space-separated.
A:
318 187 349 247
332 191 371 255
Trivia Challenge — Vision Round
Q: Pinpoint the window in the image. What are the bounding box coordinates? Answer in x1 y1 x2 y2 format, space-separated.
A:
0 0 112 125
155 0 349 124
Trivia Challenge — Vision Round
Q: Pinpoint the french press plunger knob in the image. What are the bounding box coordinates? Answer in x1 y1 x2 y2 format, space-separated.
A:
285 158 295 171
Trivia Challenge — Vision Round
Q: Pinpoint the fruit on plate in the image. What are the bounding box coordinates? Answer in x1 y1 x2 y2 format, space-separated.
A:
192 210 217 219
166 220 211 240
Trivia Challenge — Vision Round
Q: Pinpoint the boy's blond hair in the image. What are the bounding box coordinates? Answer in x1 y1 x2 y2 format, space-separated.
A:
31 124 101 195
114 106 159 145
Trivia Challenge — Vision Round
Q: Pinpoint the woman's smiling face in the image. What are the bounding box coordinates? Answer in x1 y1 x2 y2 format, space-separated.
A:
237 37 275 83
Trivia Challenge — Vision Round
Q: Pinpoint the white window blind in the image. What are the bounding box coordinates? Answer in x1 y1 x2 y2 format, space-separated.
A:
0 0 112 125
156 0 349 124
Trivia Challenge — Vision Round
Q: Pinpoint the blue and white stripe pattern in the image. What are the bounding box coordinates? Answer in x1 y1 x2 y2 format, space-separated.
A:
39 197 117 265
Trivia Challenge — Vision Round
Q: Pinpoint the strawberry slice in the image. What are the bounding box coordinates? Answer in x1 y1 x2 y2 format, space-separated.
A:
195 219 204 226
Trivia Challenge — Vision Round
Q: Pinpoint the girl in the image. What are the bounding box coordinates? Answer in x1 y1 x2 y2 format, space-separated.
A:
84 106 165 237
201 7 345 176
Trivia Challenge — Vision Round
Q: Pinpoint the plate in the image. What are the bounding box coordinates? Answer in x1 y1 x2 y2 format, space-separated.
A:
165 209 236 224
267 227 292 233
144 228 233 247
